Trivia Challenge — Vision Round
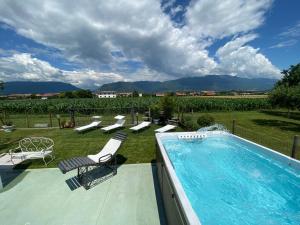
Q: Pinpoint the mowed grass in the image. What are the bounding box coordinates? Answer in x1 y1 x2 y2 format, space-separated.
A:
0 124 183 168
1 110 299 169
189 110 300 158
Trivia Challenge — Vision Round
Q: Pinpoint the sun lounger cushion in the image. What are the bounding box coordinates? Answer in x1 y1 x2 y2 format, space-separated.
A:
155 124 176 133
130 121 151 131
101 120 125 131
88 139 122 163
75 121 101 132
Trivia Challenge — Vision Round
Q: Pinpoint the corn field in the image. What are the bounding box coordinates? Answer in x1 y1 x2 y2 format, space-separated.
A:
0 97 271 113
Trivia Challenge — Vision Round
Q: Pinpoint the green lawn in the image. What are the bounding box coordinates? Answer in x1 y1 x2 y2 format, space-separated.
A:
188 110 300 158
1 110 299 169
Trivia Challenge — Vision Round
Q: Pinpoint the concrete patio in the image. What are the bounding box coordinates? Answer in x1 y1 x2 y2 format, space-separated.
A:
0 163 166 225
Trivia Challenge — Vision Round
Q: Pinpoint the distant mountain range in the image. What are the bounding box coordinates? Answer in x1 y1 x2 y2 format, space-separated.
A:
1 76 278 95
99 75 278 93
1 81 80 95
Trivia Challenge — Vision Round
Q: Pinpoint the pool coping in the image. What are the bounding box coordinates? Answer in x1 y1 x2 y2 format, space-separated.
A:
156 131 300 225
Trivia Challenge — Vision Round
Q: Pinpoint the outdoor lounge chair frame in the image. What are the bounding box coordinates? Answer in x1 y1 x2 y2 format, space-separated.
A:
58 131 127 188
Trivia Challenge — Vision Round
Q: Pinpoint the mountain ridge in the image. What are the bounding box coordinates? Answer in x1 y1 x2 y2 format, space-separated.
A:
1 81 80 95
99 75 278 93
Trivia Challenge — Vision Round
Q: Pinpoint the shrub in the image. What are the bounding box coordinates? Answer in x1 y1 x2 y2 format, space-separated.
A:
181 115 199 131
197 114 215 127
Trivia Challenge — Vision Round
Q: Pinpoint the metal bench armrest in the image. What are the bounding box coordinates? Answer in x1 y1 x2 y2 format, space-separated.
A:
9 146 21 155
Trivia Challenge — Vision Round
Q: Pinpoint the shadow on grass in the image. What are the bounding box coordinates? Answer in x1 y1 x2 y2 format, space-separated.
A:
261 110 300 120
252 119 300 133
0 162 31 192
151 163 167 225
65 154 128 191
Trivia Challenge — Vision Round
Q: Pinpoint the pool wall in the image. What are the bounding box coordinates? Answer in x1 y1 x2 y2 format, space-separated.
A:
156 131 300 225
156 133 202 225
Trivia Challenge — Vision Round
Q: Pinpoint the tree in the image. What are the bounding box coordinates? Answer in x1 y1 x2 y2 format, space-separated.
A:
269 63 300 114
59 90 93 98
159 96 175 121
132 90 139 97
276 64 300 87
0 80 4 90
73 89 93 98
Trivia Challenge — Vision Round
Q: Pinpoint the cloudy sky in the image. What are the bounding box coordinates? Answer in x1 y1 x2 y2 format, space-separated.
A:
0 0 299 89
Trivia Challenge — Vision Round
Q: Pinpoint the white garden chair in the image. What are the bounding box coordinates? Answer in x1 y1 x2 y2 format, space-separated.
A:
9 137 55 166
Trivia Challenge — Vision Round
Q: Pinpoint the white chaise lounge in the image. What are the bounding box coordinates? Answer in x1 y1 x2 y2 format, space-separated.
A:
155 124 177 133
101 115 126 132
130 121 151 132
75 121 101 132
9 137 55 166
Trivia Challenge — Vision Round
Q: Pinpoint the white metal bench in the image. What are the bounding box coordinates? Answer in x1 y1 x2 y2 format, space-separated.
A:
9 137 55 166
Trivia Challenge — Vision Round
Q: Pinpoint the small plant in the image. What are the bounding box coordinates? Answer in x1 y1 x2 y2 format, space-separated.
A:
63 120 73 128
1 120 13 126
181 115 199 131
60 119 66 129
0 111 13 126
197 114 215 127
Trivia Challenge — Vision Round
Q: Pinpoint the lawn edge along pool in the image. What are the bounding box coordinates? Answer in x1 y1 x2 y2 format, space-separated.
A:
155 131 300 225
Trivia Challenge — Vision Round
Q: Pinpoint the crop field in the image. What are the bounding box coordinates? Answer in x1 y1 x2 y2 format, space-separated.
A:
196 95 268 98
0 97 271 113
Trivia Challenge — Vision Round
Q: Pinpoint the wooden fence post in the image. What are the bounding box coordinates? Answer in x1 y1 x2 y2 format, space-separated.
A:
130 108 135 125
232 119 236 134
3 110 6 122
291 135 299 159
49 112 53 127
26 110 29 128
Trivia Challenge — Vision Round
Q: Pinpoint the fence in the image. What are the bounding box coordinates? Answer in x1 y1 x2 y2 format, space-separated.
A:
232 120 300 160
1 107 149 128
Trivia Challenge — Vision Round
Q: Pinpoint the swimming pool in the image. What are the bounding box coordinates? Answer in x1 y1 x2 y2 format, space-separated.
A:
156 131 300 225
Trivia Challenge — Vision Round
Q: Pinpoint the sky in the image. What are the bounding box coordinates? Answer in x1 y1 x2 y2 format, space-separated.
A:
0 0 299 89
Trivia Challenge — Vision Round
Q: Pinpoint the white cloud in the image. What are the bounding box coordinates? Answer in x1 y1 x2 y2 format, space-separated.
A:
0 53 125 89
215 35 281 78
270 39 298 49
0 53 61 81
63 70 124 89
279 21 300 38
270 21 300 49
186 0 273 39
0 0 281 87
0 0 215 78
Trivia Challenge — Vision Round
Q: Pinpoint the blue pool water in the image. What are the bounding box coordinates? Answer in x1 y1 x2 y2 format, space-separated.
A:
162 135 300 225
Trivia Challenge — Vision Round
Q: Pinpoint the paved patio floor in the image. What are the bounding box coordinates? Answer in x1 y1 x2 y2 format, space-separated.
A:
0 164 166 225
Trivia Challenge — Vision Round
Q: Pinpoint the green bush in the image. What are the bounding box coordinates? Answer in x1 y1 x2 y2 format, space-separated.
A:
181 115 199 131
197 114 215 127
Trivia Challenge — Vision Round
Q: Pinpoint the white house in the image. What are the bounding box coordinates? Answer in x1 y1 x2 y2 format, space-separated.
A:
96 91 117 98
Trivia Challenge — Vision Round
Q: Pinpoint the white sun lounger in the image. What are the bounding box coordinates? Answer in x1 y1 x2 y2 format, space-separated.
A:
130 121 151 132
75 121 101 132
155 124 177 133
101 119 125 132
58 132 127 188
